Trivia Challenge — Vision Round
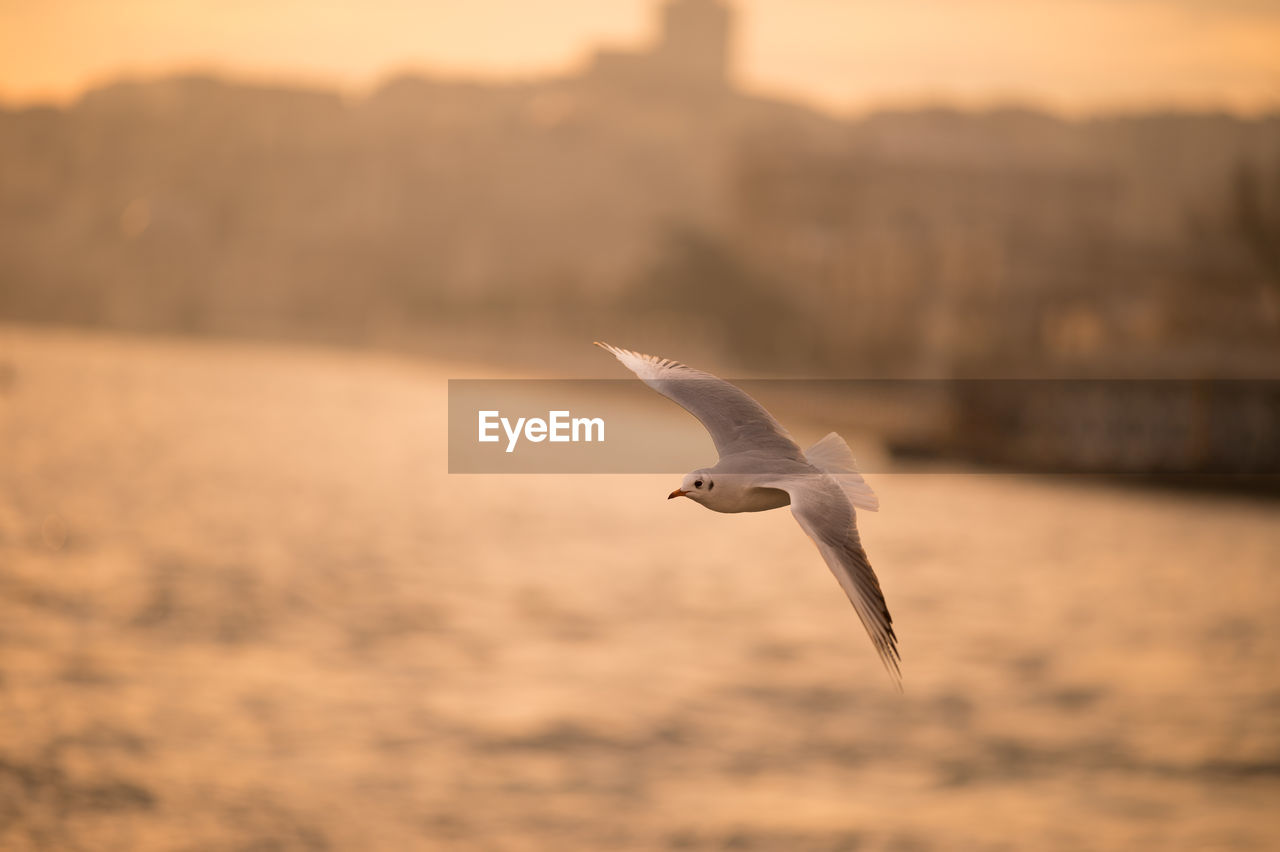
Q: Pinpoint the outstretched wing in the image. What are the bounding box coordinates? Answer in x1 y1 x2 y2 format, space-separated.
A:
766 473 901 686
595 342 801 460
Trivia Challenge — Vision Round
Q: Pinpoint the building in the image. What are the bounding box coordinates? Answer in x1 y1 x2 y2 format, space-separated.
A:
585 0 734 97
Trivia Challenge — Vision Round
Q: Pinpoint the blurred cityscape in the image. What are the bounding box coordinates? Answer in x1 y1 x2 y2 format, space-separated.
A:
3 0 1278 380
3 4 1279 850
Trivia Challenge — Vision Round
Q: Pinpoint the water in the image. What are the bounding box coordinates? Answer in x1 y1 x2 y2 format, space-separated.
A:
1 326 1276 850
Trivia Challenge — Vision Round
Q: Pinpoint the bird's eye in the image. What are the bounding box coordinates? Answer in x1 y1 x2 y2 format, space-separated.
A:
694 480 703 488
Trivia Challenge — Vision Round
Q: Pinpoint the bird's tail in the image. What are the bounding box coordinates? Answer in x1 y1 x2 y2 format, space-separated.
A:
804 432 880 512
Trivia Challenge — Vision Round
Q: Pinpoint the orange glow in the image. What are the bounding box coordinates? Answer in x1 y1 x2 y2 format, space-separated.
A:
1 0 1278 114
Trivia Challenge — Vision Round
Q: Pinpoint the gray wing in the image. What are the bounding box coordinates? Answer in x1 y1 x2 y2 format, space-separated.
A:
595 342 802 460
765 473 901 686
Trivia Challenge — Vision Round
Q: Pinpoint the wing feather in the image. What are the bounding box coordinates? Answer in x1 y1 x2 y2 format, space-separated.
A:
767 473 901 686
595 342 801 460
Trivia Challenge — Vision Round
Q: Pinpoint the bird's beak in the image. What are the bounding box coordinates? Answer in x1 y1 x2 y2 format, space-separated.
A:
668 489 688 500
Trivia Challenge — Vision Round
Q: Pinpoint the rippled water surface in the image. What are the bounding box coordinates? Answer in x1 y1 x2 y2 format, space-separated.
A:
1 327 1277 850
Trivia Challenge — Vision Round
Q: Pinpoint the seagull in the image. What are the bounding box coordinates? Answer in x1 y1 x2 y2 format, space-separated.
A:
596 342 901 687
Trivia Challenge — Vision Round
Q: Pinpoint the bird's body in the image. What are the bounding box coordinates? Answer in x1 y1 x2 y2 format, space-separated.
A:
596 341 901 687
683 470 793 514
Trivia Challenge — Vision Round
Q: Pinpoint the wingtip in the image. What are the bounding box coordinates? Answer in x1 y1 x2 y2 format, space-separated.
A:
883 649 904 693
595 341 636 361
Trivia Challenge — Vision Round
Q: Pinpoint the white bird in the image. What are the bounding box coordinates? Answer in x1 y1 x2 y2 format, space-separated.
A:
596 342 901 687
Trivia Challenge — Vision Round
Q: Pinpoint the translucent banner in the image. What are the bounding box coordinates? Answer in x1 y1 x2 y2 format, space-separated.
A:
448 379 1280 476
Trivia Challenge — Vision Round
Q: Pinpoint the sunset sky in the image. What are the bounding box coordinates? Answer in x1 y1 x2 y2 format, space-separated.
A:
2 0 1279 115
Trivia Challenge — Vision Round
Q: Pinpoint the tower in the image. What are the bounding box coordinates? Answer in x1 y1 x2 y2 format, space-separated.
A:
654 0 733 92
583 0 735 97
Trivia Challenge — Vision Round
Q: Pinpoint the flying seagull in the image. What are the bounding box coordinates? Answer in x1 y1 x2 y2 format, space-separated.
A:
596 342 900 686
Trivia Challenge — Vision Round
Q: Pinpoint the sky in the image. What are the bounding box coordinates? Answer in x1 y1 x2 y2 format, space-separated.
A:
2 0 1279 115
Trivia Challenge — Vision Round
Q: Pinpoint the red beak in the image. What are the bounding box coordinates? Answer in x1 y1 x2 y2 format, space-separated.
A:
668 489 688 499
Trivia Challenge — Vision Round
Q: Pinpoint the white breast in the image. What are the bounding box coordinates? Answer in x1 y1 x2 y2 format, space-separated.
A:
702 476 792 514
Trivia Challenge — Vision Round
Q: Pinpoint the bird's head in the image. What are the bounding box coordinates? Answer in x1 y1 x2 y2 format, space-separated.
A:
669 469 714 503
